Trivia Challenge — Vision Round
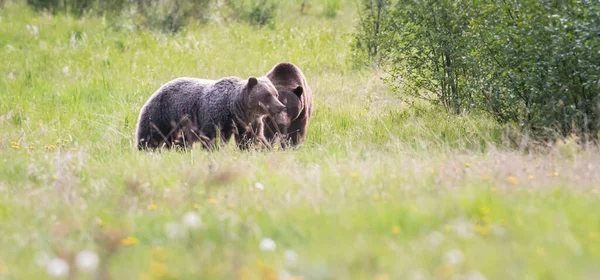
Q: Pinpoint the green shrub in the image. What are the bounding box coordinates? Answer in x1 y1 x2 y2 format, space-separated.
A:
224 0 277 27
25 0 212 33
323 0 340 18
26 0 94 16
133 0 212 34
351 0 392 64
353 0 600 139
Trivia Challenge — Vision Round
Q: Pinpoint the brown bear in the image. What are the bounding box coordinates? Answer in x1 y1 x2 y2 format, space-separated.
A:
135 76 285 150
262 62 313 148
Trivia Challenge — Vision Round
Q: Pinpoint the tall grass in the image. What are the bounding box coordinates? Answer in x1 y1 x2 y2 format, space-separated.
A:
1 2 599 279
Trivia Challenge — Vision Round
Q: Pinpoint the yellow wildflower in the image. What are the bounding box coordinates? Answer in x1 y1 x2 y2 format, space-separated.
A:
350 172 358 178
372 195 381 201
552 171 559 177
480 207 490 215
0 259 7 275
392 226 401 234
444 224 454 232
375 274 390 280
152 247 168 262
473 224 490 235
536 247 545 257
506 176 518 185
63 139 69 143
528 175 535 180
589 232 599 240
149 204 157 210
208 198 217 205
51 175 57 180
121 236 139 246
465 162 471 168
193 203 200 209
148 261 167 277
482 215 492 224
436 265 454 278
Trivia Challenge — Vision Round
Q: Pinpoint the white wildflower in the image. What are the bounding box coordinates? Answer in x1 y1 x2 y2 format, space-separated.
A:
46 258 69 278
165 222 184 239
260 238 276 252
443 249 464 266
35 252 51 266
492 225 505 237
182 212 202 229
254 182 264 190
7 72 14 80
409 270 427 280
283 249 298 265
75 250 99 272
278 269 291 280
453 220 474 239
62 66 69 76
465 271 487 280
26 24 38 36
427 231 444 248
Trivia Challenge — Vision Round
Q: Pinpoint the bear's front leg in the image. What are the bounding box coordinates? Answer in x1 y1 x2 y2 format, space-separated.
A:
199 123 220 151
252 119 272 150
233 120 254 151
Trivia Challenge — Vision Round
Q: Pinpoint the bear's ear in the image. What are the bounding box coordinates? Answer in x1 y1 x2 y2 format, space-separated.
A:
247 77 258 91
293 86 303 98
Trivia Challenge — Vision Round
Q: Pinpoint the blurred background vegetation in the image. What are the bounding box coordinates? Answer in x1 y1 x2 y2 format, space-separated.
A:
353 0 600 141
5 0 599 142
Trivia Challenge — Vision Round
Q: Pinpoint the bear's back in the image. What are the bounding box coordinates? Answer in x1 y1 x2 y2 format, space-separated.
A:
266 63 306 88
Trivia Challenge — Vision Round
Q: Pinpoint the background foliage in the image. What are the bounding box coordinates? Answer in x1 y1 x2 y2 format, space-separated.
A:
23 0 278 32
354 0 600 139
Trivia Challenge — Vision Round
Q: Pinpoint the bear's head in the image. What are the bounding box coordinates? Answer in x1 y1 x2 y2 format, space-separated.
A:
246 77 286 117
270 85 304 134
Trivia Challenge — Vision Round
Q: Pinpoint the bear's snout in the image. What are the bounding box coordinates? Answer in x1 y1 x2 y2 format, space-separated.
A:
273 104 286 114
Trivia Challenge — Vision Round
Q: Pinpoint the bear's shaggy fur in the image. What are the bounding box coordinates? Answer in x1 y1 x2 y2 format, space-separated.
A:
262 62 313 148
136 76 285 150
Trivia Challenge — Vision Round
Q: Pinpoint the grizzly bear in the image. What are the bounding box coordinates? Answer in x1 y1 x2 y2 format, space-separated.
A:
262 62 313 148
135 76 285 150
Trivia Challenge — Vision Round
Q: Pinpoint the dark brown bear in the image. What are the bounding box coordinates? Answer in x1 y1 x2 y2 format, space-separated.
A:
262 62 313 148
136 76 285 151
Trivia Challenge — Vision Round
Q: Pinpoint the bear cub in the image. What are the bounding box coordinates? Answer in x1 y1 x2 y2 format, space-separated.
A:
136 76 285 150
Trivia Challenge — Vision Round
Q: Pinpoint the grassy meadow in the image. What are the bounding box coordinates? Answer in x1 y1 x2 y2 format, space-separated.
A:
1 1 600 279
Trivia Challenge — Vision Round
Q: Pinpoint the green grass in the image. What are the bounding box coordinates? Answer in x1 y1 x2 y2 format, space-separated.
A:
1 2 600 279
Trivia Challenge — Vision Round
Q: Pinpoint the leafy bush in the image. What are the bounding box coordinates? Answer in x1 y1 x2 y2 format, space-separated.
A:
323 0 340 19
224 0 277 27
354 0 600 139
27 0 96 16
351 0 392 63
133 0 212 33
26 0 212 33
